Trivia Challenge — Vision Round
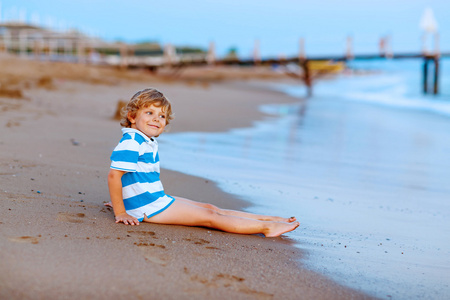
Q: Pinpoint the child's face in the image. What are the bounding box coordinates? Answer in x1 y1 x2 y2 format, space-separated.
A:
128 104 167 138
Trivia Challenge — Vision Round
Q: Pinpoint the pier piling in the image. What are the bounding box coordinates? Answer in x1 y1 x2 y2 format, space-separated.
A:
433 57 439 94
423 58 429 94
423 55 440 95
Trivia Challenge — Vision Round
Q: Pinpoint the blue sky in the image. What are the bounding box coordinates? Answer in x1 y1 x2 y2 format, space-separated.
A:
1 0 449 58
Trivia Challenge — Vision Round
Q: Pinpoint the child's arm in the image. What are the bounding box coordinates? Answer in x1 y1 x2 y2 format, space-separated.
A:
107 169 140 225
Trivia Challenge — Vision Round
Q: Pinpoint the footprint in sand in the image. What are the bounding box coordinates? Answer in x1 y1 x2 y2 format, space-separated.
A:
189 273 272 298
8 235 41 244
127 230 156 237
183 237 210 245
136 244 168 266
127 230 169 265
57 212 85 223
205 246 220 250
190 273 244 286
184 237 221 250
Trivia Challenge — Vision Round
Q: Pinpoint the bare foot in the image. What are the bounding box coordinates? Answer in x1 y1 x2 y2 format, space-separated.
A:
264 221 300 237
104 202 113 208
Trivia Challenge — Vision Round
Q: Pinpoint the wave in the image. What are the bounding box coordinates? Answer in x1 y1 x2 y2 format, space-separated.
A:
276 58 450 118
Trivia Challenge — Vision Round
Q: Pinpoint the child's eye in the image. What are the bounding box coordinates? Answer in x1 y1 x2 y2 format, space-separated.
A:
160 115 166 119
146 111 153 115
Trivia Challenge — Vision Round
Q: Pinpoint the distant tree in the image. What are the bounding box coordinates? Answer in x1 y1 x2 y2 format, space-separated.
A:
224 47 239 60
133 40 163 56
135 40 159 45
175 46 206 54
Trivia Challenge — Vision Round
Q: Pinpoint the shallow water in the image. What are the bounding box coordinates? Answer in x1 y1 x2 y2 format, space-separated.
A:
158 60 450 299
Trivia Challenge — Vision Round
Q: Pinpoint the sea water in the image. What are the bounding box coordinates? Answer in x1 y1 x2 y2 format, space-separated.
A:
158 58 450 299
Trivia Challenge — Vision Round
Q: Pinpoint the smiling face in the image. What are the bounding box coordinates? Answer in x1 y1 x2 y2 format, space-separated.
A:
128 104 167 138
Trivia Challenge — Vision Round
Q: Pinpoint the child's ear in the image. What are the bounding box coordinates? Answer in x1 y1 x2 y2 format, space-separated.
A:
127 112 136 124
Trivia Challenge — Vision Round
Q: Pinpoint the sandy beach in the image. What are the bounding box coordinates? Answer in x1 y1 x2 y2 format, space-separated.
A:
0 55 374 299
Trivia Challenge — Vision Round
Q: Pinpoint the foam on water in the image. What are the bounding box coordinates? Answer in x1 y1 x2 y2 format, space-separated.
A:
158 59 450 299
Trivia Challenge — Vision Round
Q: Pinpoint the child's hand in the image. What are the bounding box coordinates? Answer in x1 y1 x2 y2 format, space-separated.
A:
115 213 139 225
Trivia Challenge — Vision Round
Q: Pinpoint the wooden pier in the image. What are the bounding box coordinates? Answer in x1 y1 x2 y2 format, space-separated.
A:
0 22 447 97
237 52 447 97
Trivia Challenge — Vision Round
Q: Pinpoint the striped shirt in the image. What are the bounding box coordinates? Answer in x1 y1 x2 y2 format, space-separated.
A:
110 128 174 221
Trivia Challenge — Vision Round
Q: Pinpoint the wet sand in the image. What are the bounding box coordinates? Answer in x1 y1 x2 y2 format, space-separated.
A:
0 55 374 299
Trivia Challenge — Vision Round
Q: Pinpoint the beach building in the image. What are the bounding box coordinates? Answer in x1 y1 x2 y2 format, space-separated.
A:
0 21 111 64
0 21 207 68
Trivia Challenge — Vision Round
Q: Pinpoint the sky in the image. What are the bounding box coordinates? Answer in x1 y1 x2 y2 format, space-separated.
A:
1 0 449 58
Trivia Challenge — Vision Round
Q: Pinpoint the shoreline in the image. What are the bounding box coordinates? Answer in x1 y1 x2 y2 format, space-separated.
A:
0 57 374 299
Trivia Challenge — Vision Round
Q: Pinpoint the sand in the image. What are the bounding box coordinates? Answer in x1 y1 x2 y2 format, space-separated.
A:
0 55 374 299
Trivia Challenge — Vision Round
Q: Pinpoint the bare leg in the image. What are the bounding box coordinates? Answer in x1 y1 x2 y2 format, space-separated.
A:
145 199 300 237
174 196 296 222
104 197 296 222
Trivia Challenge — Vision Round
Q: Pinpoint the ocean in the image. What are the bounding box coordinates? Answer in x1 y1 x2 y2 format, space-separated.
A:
158 58 450 299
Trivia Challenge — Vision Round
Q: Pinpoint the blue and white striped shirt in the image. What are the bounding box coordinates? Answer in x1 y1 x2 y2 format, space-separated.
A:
110 128 174 221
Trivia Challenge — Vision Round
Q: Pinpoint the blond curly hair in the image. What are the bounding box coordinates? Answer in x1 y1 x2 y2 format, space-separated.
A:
120 88 174 128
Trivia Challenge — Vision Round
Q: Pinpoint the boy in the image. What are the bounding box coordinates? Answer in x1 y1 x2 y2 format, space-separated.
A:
107 88 299 237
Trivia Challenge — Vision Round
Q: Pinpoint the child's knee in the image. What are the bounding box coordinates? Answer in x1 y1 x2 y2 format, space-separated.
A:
203 203 219 211
202 207 220 226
